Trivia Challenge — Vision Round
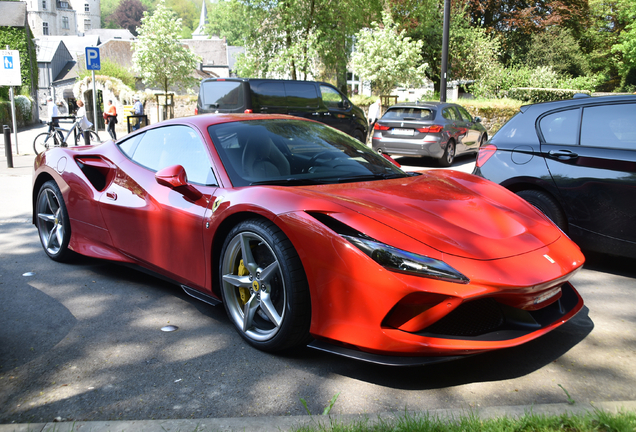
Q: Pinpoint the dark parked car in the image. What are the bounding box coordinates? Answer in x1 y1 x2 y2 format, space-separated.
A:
371 102 487 166
473 94 636 259
196 78 368 141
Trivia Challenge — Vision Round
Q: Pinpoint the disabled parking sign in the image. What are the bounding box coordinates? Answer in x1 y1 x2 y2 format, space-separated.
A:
0 50 22 86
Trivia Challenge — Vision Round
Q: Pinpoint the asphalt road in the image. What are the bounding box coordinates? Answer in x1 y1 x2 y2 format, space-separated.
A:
1 132 635 425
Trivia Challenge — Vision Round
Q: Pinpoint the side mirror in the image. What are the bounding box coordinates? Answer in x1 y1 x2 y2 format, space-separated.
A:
475 116 482 123
156 165 203 201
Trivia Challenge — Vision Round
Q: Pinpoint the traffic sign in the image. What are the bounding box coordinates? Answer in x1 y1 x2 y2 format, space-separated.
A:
0 50 22 86
85 47 101 70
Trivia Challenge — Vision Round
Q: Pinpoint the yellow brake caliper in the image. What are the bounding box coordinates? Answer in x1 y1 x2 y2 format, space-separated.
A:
237 259 250 307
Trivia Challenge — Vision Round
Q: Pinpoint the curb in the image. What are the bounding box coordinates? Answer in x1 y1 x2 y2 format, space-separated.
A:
1 401 635 432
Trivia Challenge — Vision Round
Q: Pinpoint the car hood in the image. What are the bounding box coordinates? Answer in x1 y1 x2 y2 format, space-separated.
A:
299 170 561 260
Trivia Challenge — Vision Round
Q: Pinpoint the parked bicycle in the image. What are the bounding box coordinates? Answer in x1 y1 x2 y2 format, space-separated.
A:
33 116 102 155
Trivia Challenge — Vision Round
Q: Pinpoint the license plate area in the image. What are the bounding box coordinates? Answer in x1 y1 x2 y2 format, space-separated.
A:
391 128 414 136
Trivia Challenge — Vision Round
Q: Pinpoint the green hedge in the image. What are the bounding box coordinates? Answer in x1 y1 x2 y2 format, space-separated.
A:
0 96 33 128
506 87 591 104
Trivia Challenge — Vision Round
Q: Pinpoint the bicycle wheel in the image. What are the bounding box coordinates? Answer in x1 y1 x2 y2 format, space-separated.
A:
33 132 58 155
75 130 102 146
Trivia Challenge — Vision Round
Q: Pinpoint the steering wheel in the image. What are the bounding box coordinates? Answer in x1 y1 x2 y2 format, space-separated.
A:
308 151 338 167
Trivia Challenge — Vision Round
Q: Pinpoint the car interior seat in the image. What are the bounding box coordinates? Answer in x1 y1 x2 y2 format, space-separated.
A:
242 134 291 179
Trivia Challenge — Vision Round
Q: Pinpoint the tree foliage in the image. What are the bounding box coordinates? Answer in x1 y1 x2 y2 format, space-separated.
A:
112 0 147 36
132 0 201 95
78 58 137 89
0 25 38 100
352 11 428 95
232 0 382 93
205 0 256 45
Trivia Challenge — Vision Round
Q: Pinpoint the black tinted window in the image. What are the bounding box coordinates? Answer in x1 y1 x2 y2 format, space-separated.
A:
540 109 580 145
320 85 344 109
252 82 286 107
127 125 216 185
285 82 320 108
201 81 244 110
580 103 636 150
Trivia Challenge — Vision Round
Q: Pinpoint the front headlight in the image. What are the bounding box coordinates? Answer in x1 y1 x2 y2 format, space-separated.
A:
343 235 469 284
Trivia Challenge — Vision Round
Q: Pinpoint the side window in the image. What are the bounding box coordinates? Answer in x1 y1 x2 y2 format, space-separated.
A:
125 126 217 185
456 106 473 122
442 107 457 120
320 85 344 109
580 104 636 150
284 82 320 108
539 109 580 145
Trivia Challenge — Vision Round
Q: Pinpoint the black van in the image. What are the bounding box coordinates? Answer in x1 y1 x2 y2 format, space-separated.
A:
196 78 368 141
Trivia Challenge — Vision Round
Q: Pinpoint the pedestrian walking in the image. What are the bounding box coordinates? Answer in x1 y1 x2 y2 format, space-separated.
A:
132 96 144 131
104 100 117 140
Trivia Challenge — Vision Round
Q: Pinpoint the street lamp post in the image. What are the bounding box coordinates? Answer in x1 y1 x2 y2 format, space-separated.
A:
440 0 450 102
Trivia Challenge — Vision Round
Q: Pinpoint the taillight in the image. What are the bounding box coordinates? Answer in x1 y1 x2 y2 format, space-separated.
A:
194 107 198 115
476 144 497 167
416 125 443 133
244 109 253 113
374 123 390 131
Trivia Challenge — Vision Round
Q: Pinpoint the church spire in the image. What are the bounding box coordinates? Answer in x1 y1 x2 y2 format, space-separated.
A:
192 0 209 39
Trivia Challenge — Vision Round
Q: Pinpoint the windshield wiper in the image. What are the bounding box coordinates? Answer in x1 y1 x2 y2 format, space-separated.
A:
336 173 406 183
249 178 329 186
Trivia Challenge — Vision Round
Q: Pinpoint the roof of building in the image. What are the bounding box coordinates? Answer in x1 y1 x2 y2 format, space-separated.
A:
54 60 79 82
182 38 228 66
85 29 135 41
0 1 27 27
36 38 72 63
37 35 100 59
97 38 134 68
192 0 209 38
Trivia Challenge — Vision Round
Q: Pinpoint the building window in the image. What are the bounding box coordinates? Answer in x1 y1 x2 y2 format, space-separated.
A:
43 21 49 35
84 3 89 12
59 1 69 8
42 0 46 9
84 19 91 30
62 16 69 29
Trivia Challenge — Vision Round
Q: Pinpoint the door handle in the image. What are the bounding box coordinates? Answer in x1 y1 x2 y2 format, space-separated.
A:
548 150 579 160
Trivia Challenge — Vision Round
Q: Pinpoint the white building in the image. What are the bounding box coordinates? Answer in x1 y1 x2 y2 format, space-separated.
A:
23 0 100 37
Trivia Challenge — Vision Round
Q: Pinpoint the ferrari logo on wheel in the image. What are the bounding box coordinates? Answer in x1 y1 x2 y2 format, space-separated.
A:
252 280 260 292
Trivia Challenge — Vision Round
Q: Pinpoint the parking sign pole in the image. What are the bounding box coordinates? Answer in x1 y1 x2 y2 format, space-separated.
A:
92 70 98 131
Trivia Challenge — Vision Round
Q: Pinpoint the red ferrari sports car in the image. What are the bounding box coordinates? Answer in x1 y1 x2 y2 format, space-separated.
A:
32 114 585 365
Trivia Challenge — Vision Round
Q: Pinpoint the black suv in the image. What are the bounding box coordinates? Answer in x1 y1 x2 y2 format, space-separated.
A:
196 78 368 141
473 94 636 258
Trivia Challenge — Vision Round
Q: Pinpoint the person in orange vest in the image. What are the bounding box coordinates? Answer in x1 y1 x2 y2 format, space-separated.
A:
104 100 118 140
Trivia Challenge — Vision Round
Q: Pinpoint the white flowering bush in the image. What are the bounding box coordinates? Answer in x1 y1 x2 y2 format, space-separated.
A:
15 95 32 122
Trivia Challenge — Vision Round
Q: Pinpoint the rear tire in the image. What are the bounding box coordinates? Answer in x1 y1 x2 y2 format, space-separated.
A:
517 190 567 232
35 180 74 262
439 139 455 167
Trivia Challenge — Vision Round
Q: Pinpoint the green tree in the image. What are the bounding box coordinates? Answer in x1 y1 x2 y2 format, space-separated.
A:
525 27 590 77
612 0 636 89
206 0 257 45
232 0 381 93
352 11 428 95
78 58 136 89
132 0 201 95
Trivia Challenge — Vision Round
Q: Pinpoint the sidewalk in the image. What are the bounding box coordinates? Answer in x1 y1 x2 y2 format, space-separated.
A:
0 401 634 432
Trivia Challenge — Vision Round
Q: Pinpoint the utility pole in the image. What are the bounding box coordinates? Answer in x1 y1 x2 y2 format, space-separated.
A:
440 0 450 102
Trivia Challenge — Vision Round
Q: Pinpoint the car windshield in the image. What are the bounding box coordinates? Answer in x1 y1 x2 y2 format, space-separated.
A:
208 119 407 187
382 108 435 121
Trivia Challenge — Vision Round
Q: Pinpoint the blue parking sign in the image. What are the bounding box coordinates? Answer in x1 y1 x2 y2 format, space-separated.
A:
85 47 101 71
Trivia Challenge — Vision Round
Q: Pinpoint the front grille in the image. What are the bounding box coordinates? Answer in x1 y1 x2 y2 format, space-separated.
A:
424 298 504 337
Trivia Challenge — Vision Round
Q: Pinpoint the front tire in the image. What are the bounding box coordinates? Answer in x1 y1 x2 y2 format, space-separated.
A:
517 190 567 232
219 219 311 352
439 139 455 167
35 180 74 262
